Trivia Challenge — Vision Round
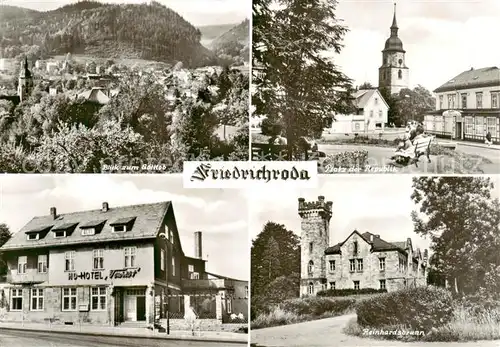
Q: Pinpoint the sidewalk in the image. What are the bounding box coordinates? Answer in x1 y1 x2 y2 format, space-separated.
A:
437 138 500 151
0 321 248 344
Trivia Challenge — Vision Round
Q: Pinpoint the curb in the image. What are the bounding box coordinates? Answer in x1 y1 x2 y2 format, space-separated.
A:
0 326 248 344
456 142 500 151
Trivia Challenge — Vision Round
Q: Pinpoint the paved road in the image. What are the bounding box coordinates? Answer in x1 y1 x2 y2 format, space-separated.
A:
251 314 500 347
318 143 499 174
0 329 244 347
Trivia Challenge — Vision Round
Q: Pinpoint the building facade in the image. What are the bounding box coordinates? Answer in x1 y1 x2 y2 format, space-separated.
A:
0 202 248 326
378 4 409 95
299 197 428 297
424 66 500 144
325 89 389 133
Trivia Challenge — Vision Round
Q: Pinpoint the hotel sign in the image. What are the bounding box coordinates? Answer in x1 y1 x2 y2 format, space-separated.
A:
68 268 141 281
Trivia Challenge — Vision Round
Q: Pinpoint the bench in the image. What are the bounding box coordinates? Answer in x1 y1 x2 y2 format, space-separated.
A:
251 143 325 161
392 136 434 167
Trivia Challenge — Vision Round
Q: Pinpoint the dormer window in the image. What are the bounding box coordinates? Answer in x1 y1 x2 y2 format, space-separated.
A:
54 230 66 238
27 233 39 240
110 217 136 233
82 228 95 236
80 220 106 235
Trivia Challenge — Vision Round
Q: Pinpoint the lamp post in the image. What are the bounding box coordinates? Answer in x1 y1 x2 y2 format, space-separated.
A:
166 289 170 335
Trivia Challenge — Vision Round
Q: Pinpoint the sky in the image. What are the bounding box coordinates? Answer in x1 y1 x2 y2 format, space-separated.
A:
0 175 249 281
330 0 500 92
249 175 500 255
4 0 249 27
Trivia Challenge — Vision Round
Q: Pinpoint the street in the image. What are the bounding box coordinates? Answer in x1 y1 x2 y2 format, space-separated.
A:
251 314 500 347
0 329 245 347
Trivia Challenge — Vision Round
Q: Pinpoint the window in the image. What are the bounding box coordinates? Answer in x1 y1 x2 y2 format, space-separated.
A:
379 280 386 290
27 233 38 240
379 258 386 271
190 272 199 279
160 249 165 271
374 98 378 104
487 117 496 137
439 95 443 109
476 92 483 108
353 281 360 290
398 70 402 79
172 257 176 276
245 286 248 299
308 260 314 274
465 116 474 134
93 249 104 270
492 92 499 108
62 288 77 311
38 255 47 273
309 242 313 253
91 287 106 311
461 93 467 108
227 299 232 313
330 282 335 290
349 259 355 272
11 289 23 310
168 227 173 243
448 94 456 109
329 260 335 272
475 116 483 135
65 251 75 271
30 288 44 311
18 256 27 274
403 279 407 287
112 225 125 233
378 110 382 118
124 247 136 268
353 241 358 254
370 110 374 118
81 228 95 236
54 231 66 238
356 259 363 272
188 264 194 272
308 282 314 295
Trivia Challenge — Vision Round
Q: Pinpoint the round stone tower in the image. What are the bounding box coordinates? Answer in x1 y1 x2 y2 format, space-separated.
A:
298 196 332 297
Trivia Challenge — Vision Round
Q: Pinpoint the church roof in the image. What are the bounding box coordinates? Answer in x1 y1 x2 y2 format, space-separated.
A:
383 4 405 53
433 66 500 93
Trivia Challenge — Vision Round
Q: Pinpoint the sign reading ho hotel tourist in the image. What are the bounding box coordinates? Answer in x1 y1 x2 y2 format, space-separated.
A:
0 202 248 326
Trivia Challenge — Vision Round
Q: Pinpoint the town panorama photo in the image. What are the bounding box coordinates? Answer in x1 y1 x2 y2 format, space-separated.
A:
0 0 250 173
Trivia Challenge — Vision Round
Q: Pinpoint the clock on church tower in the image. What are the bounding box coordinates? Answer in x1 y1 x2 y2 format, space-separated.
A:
378 3 409 95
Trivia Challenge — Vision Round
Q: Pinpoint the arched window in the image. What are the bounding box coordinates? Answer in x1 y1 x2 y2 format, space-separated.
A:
308 282 314 295
398 70 402 79
308 260 314 274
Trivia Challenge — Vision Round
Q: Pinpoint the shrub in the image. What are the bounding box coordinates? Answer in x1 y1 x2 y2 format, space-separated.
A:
322 150 368 169
280 297 355 317
356 286 454 331
317 288 387 297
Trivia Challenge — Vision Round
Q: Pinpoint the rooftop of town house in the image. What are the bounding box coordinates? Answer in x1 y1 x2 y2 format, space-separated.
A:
325 230 426 260
352 89 389 109
0 201 172 251
433 66 500 93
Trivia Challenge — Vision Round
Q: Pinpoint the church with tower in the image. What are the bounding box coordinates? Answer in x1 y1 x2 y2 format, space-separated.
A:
298 196 427 296
0 56 33 106
378 3 409 94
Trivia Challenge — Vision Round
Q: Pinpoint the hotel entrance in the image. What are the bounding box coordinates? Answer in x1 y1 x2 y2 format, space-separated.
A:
114 287 147 323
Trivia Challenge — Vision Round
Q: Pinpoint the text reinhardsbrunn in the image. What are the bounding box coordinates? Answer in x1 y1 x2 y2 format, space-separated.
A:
183 161 318 188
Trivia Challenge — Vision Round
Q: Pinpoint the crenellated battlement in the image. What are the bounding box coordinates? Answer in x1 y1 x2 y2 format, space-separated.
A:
298 196 333 219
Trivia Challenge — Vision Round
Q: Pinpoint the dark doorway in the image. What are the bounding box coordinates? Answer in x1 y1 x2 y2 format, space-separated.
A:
456 122 462 139
114 288 124 325
136 296 146 321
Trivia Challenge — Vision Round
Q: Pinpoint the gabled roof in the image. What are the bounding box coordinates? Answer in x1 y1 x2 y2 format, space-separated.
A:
78 87 110 104
325 230 408 255
1 202 171 251
353 89 389 110
434 67 500 93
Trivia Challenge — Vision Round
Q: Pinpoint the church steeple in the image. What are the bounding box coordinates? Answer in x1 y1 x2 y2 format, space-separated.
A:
390 3 398 35
18 56 33 102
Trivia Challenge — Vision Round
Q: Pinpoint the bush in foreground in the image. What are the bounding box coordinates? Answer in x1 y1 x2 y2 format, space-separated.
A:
252 297 356 330
356 286 454 331
317 288 387 297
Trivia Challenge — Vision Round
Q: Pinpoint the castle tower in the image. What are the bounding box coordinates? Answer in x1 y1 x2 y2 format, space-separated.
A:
298 196 332 297
18 56 33 103
378 3 409 94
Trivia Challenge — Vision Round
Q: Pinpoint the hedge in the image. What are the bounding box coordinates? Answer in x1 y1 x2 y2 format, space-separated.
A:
317 288 387 297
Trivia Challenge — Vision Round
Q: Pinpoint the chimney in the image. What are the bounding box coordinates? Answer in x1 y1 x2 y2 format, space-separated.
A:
318 196 325 202
50 207 57 220
194 231 202 259
102 202 109 212
375 234 380 238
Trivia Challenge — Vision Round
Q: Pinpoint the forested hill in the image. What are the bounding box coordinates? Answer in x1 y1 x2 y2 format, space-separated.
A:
0 1 217 67
211 19 249 61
